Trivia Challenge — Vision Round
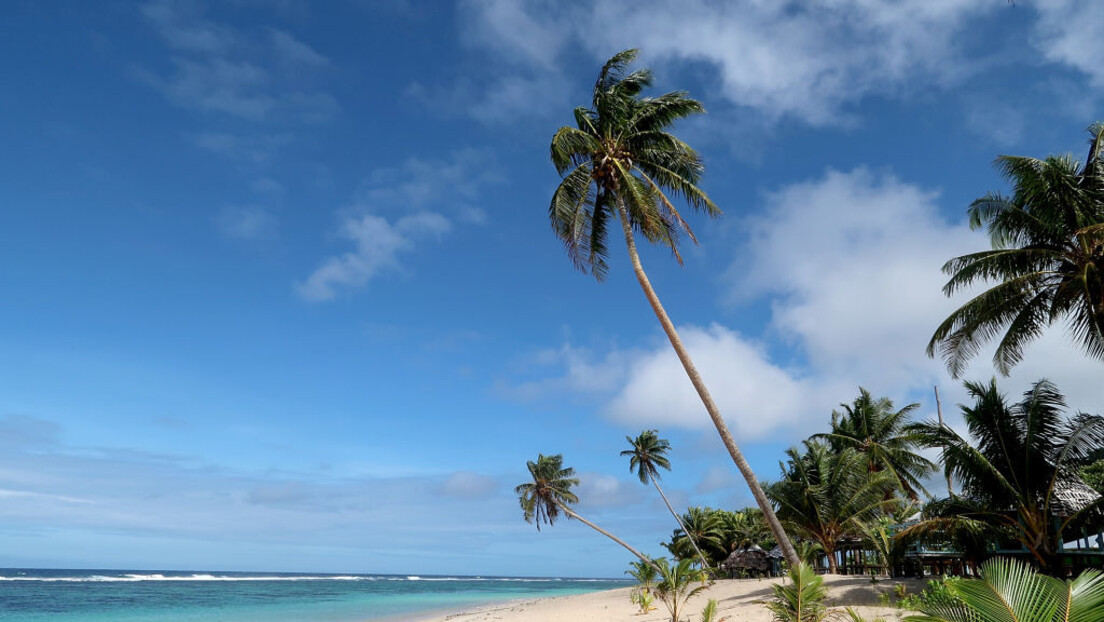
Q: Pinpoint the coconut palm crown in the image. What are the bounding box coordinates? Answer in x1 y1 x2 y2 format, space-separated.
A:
621 431 710 568
516 453 579 531
812 388 935 500
928 122 1104 378
549 48 719 279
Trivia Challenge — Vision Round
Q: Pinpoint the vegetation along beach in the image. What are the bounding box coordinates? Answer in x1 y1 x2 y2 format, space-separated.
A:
3 2 1104 621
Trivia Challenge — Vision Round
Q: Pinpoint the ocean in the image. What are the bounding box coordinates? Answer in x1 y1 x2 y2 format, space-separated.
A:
0 569 630 622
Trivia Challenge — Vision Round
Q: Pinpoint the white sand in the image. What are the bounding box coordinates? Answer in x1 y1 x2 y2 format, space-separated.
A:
415 574 925 622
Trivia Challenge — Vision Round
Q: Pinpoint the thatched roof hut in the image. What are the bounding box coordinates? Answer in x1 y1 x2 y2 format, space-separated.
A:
720 544 771 574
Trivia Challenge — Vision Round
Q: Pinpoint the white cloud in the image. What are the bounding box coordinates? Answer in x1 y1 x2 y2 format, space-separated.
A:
299 151 500 300
139 0 337 123
520 167 1104 440
1031 0 1104 88
453 1 1104 127
454 0 997 125
216 205 277 240
296 212 446 301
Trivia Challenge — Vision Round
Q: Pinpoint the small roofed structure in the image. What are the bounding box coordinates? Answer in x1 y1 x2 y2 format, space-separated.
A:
720 544 771 577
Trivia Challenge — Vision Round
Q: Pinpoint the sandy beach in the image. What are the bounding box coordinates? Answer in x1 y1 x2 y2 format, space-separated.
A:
416 574 925 622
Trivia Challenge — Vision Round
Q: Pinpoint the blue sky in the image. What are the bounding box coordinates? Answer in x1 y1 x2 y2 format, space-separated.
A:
1 0 1103 578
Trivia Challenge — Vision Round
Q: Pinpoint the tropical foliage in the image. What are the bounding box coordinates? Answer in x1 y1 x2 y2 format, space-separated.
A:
624 429 711 568
767 441 898 573
1082 459 1104 495
548 47 798 567
905 379 1104 573
653 557 709 622
906 557 1104 622
626 558 659 613
765 562 832 622
928 122 1104 377
813 388 935 500
663 506 776 567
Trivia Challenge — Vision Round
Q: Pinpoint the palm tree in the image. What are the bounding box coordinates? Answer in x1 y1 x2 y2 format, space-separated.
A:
622 429 711 568
652 558 708 622
516 453 658 570
812 388 935 500
905 379 1104 573
928 122 1104 378
666 507 725 565
766 441 898 573
548 47 799 568
906 557 1104 622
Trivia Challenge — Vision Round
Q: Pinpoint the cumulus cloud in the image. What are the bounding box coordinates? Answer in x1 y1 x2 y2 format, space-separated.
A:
515 167 1104 440
1031 0 1104 88
449 1 1103 127
451 0 998 125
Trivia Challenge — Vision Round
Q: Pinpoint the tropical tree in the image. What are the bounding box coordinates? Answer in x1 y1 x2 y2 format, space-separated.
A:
516 453 657 570
906 557 1104 622
928 122 1104 378
766 441 898 573
653 557 708 622
1082 459 1104 494
666 507 726 565
812 388 935 500
765 562 832 622
623 429 711 568
905 379 1104 573
719 507 775 552
548 47 798 567
626 559 659 614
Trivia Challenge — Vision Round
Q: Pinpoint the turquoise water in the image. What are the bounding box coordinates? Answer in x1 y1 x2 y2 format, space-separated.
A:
0 569 630 622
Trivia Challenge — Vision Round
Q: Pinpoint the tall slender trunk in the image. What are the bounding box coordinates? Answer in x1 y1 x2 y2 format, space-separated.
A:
616 205 800 569
650 476 711 569
559 502 661 573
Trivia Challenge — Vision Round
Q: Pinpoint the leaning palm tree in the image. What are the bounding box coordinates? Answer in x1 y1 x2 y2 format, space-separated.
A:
812 388 935 500
766 441 898 573
548 47 798 568
622 429 711 569
516 453 658 570
905 379 1104 573
928 122 1104 377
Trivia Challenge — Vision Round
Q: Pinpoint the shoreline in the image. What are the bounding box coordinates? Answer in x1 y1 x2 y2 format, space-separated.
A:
409 574 925 622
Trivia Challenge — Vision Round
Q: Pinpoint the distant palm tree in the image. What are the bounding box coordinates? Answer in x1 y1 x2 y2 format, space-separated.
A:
929 122 1104 377
548 47 799 568
516 453 657 570
812 388 935 500
622 430 710 569
906 379 1104 573
667 507 726 565
767 441 897 573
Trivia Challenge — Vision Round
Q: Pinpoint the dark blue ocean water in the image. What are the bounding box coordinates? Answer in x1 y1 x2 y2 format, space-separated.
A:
0 569 630 622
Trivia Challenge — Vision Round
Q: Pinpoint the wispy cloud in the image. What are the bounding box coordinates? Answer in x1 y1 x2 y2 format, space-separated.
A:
298 150 501 301
447 1 1104 128
216 205 278 240
138 0 338 124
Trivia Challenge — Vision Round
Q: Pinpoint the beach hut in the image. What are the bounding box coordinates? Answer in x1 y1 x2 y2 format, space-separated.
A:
720 545 771 577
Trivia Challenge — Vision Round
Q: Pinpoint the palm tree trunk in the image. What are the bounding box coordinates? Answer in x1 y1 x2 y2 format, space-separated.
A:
650 476 712 569
616 204 801 569
559 502 661 573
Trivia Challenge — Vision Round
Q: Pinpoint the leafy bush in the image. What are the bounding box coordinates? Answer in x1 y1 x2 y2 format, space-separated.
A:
897 576 962 611
766 562 831 622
